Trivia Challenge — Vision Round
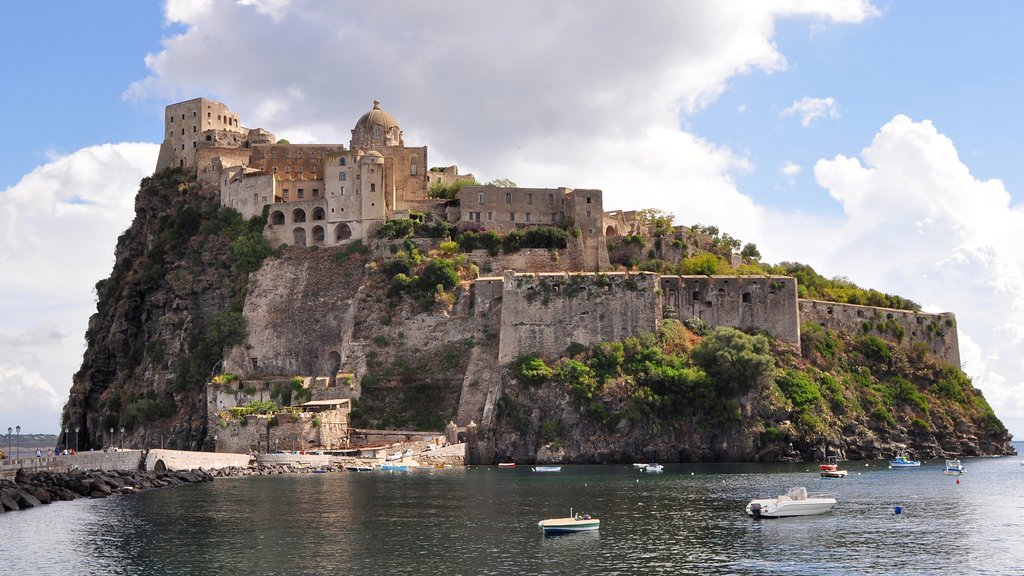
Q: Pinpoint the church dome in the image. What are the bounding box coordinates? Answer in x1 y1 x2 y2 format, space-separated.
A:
351 100 403 149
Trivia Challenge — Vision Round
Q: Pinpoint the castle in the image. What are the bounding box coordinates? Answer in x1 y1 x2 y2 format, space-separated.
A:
156 98 962 451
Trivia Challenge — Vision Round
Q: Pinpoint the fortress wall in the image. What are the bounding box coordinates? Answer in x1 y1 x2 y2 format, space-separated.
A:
472 278 504 318
498 271 661 363
145 449 252 472
198 147 251 187
380 145 429 207
467 248 586 275
662 275 800 343
222 173 276 220
798 299 961 366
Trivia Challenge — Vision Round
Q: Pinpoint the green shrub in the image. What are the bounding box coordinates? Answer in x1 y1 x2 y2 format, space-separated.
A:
515 355 553 386
691 327 774 397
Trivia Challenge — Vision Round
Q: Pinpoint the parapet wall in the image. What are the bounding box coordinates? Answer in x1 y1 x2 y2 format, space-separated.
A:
799 299 961 366
145 449 253 472
497 271 661 362
661 275 800 344
0 450 144 478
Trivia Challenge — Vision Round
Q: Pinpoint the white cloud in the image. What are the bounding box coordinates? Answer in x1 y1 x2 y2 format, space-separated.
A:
0 143 159 433
782 96 840 127
780 160 802 180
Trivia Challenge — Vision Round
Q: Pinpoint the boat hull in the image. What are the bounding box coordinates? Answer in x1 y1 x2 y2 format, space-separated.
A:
820 469 848 478
537 517 600 533
746 497 836 518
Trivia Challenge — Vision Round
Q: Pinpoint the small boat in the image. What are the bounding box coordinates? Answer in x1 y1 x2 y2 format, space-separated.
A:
819 456 848 478
498 462 516 469
943 459 966 475
746 487 836 519
379 463 409 472
345 465 373 472
642 463 664 473
538 509 600 534
889 453 921 468
632 463 648 469
533 466 562 472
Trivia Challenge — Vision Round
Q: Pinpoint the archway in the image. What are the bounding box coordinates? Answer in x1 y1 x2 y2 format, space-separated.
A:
312 225 325 246
312 207 325 221
271 210 285 225
292 208 306 223
327 351 342 385
293 227 307 246
335 223 353 241
605 225 619 237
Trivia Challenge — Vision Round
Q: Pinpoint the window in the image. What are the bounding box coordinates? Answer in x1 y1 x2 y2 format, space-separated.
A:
525 213 532 222
298 165 304 173
340 173 347 181
298 189 305 199
478 192 485 204
374 126 383 139
586 210 591 218
370 183 376 192
297 151 302 159
548 194 554 205
340 186 345 195
586 196 592 204
272 167 278 173
551 213 558 223
283 189 290 199
509 212 516 222
313 189 320 198
411 164 417 175
272 151 277 159
181 128 185 135
285 166 291 173
505 193 512 204
527 193 533 205
488 211 494 221
339 157 346 166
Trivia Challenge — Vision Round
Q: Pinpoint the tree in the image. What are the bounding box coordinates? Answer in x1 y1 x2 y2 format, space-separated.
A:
690 327 774 397
740 243 761 261
637 208 675 235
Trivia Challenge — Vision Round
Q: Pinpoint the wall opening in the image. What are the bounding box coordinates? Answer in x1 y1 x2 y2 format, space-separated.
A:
271 211 285 225
335 223 353 241
293 227 307 246
292 208 306 223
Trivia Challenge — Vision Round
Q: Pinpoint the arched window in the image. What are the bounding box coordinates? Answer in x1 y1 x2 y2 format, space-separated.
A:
312 207 325 221
293 227 307 247
270 210 285 225
339 157 346 167
292 208 306 223
312 225 325 246
339 172 347 181
335 223 353 241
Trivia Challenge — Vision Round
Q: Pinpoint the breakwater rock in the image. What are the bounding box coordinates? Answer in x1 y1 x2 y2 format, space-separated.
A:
211 463 342 477
1 468 215 512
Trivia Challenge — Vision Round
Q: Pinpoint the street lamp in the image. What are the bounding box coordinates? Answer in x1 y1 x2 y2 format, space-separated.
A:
6 427 10 459
213 435 218 453
120 427 125 449
109 427 113 450
16 425 20 459
75 427 80 453
64 427 69 453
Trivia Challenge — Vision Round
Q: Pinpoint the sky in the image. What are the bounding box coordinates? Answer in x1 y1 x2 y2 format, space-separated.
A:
1 0 1023 441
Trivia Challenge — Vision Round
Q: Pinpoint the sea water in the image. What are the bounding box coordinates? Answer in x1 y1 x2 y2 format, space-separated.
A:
2 444 1022 575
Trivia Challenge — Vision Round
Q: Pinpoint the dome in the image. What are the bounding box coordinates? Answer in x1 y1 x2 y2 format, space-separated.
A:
351 100 403 148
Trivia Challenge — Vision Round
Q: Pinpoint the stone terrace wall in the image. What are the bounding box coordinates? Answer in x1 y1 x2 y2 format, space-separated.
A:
0 450 144 479
799 299 961 366
662 275 800 344
498 271 661 362
145 449 252 472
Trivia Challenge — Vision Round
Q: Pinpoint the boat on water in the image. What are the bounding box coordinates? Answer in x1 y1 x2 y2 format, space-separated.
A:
345 465 373 472
943 459 966 475
819 455 848 478
642 463 664 473
498 462 516 469
632 463 647 469
379 463 409 472
533 466 562 472
537 509 600 534
890 453 921 468
745 486 837 519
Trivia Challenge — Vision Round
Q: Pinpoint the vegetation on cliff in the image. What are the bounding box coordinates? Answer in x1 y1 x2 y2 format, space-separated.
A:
62 168 274 450
494 319 1008 462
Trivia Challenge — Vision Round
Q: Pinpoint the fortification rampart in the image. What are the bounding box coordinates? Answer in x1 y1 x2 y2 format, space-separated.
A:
497 271 661 362
799 299 961 366
661 275 800 344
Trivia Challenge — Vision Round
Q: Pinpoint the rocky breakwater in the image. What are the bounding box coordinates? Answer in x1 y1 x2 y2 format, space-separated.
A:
210 463 343 477
1 468 214 513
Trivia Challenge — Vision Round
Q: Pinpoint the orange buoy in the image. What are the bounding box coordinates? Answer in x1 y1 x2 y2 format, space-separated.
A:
956 478 960 484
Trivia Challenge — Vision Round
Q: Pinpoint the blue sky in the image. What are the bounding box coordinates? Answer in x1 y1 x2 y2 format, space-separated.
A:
1 1 1022 441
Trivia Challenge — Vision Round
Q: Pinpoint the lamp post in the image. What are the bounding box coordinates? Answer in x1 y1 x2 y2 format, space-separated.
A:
75 427 80 453
64 427 69 453
213 435 218 453
120 427 125 449
6 427 10 459
16 425 21 459
109 427 113 450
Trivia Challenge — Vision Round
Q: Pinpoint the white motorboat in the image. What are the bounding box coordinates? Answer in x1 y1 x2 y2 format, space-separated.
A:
642 463 664 473
819 455 848 478
538 509 600 534
943 459 966 475
745 487 836 518
533 466 562 472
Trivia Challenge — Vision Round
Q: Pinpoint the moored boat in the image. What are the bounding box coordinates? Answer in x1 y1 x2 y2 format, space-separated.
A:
533 466 562 472
498 462 516 469
379 463 409 472
819 455 847 478
943 459 966 475
889 453 921 468
538 509 600 534
643 463 664 473
745 486 836 518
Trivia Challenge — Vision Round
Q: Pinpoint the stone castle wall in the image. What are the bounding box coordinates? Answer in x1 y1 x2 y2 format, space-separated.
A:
661 275 800 344
496 271 662 363
799 299 961 366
